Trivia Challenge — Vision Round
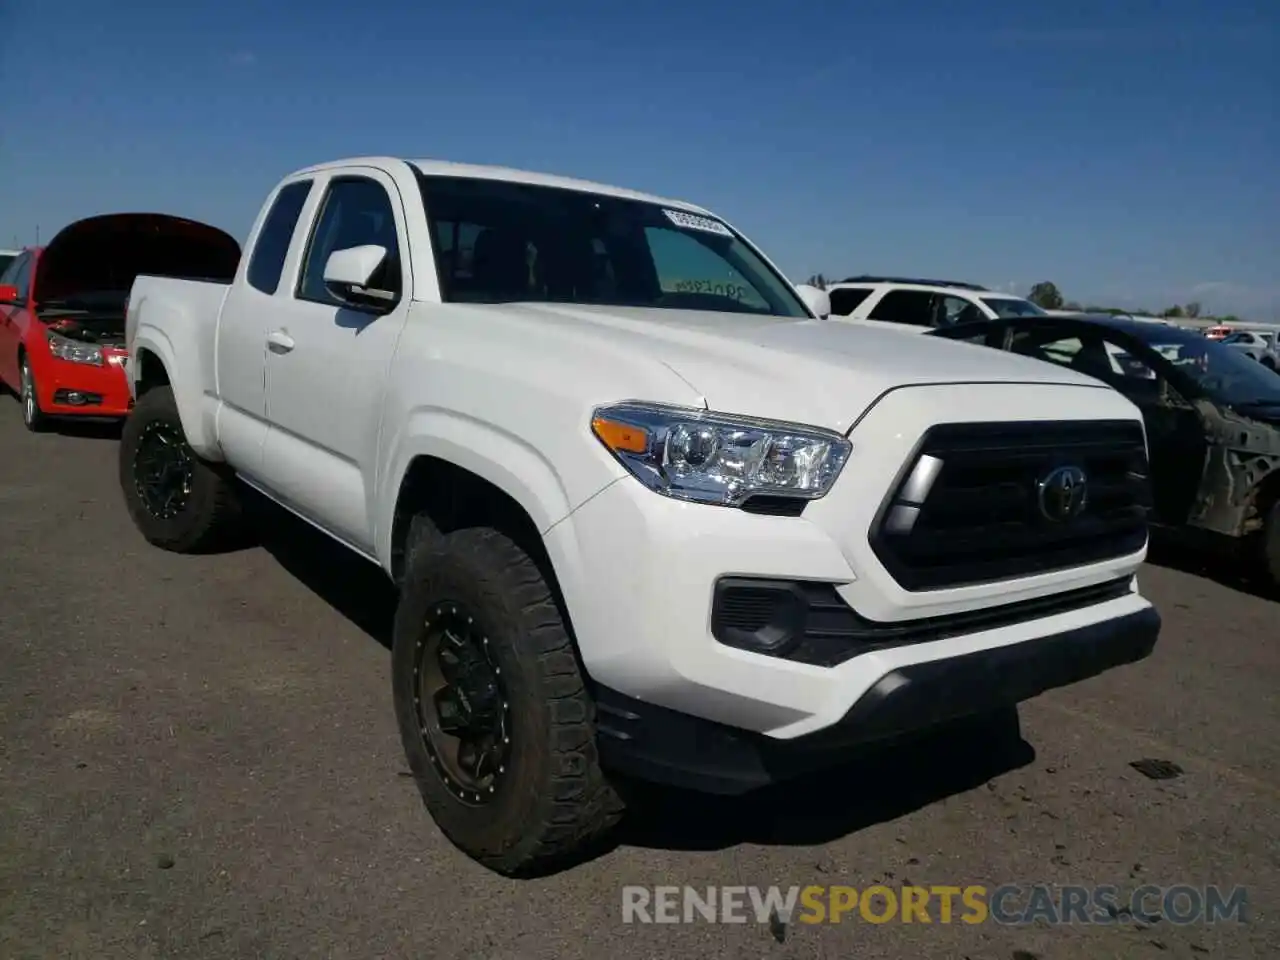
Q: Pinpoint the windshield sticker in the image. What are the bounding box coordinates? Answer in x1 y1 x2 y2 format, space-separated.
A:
663 209 733 237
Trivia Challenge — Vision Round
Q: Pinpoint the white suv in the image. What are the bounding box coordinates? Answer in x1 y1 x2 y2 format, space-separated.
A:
826 276 1048 329
1219 329 1279 371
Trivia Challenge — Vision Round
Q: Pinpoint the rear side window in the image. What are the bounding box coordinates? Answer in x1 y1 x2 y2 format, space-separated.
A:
247 180 313 294
828 287 872 316
868 289 934 326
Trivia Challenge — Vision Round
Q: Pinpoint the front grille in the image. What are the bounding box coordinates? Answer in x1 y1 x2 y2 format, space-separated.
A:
870 420 1151 591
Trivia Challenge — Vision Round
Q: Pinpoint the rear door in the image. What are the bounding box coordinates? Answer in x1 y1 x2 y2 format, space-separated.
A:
213 178 316 476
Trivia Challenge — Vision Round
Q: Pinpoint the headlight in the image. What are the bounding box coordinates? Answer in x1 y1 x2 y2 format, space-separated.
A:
46 330 103 366
590 401 851 506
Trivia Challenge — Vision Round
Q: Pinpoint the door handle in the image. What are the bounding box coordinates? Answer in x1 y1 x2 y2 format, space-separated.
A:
266 330 295 354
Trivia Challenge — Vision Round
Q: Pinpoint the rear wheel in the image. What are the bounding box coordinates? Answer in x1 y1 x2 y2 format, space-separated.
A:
119 386 244 552
392 523 624 876
1262 356 1277 372
18 353 47 432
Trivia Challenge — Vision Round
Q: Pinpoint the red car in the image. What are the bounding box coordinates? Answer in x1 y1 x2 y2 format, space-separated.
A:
0 213 240 431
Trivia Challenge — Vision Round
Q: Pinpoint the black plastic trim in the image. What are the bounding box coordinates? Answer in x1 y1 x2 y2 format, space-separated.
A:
595 605 1160 795
711 575 1136 666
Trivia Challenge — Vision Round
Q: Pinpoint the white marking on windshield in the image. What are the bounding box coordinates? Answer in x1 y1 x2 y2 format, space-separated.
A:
662 209 733 237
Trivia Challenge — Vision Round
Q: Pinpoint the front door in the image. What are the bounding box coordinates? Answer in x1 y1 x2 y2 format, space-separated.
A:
1135 388 1208 526
0 252 33 388
260 170 412 554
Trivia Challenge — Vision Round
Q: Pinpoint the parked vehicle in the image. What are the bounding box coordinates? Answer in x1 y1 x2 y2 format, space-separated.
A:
0 215 240 430
1204 324 1234 340
1218 329 1279 370
118 157 1160 875
824 275 1048 328
933 314 1280 588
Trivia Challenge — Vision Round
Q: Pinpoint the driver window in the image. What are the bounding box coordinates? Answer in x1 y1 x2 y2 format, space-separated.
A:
644 227 770 311
10 254 33 302
297 177 403 307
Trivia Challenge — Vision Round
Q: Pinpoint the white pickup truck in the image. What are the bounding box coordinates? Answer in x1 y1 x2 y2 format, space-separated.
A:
119 157 1161 875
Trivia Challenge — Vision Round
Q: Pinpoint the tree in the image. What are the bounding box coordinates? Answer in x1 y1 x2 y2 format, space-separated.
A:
1028 282 1064 310
1164 305 1185 318
1184 301 1202 319
805 274 827 289
1064 301 1083 311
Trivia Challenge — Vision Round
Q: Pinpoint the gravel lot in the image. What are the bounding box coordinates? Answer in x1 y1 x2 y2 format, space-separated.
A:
1 401 1276 960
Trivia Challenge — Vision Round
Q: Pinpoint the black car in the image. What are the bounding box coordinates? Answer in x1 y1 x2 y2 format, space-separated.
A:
932 314 1280 587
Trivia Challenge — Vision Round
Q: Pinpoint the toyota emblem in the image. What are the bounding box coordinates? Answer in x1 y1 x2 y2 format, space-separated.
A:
1037 465 1088 522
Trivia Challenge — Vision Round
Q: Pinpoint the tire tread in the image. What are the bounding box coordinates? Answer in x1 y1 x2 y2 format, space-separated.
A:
395 522 624 876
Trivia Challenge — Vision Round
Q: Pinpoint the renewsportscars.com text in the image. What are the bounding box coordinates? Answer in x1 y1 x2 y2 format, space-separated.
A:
621 884 1249 926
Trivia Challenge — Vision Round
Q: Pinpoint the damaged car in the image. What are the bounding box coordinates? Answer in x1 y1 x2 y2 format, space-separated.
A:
932 314 1280 587
0 214 240 431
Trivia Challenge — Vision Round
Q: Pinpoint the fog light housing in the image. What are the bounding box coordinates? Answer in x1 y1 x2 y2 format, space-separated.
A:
710 578 809 654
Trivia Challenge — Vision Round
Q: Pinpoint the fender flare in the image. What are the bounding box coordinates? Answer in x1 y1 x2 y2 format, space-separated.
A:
130 324 222 460
375 408 584 570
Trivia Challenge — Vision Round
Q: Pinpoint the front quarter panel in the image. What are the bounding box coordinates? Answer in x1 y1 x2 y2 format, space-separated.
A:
371 302 704 569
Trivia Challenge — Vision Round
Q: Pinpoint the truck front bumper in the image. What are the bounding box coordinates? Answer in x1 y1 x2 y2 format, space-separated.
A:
592 603 1159 794
547 470 1156 752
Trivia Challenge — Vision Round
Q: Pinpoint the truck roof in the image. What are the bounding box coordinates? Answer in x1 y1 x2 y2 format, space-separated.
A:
287 156 713 217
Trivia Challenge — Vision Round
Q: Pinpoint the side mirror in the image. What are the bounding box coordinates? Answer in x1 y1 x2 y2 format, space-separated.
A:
322 245 397 309
794 283 831 319
0 284 19 304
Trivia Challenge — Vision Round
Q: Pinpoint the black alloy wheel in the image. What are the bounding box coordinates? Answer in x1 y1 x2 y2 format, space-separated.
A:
133 419 196 521
412 600 511 804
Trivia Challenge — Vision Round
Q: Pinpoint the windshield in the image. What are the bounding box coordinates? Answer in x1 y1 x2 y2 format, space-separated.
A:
0 254 15 276
980 297 1047 318
1133 327 1280 406
415 174 810 318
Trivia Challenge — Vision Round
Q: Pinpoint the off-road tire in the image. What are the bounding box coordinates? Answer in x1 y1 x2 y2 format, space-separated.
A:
392 523 625 876
119 386 244 552
18 352 47 433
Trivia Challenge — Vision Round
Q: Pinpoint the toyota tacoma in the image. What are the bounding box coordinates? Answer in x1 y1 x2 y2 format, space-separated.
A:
118 157 1161 875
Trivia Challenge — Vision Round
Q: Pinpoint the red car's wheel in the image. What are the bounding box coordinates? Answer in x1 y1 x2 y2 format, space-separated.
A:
18 353 47 432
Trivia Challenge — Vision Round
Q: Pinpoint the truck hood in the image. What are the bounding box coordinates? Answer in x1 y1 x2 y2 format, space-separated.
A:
34 213 241 306
496 302 1113 431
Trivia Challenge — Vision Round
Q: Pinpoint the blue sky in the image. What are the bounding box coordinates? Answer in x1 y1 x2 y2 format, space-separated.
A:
1 0 1276 317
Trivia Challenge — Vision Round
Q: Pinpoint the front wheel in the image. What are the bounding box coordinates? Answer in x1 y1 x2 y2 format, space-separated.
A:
118 386 244 552
392 524 625 876
18 354 47 432
1262 357 1277 372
